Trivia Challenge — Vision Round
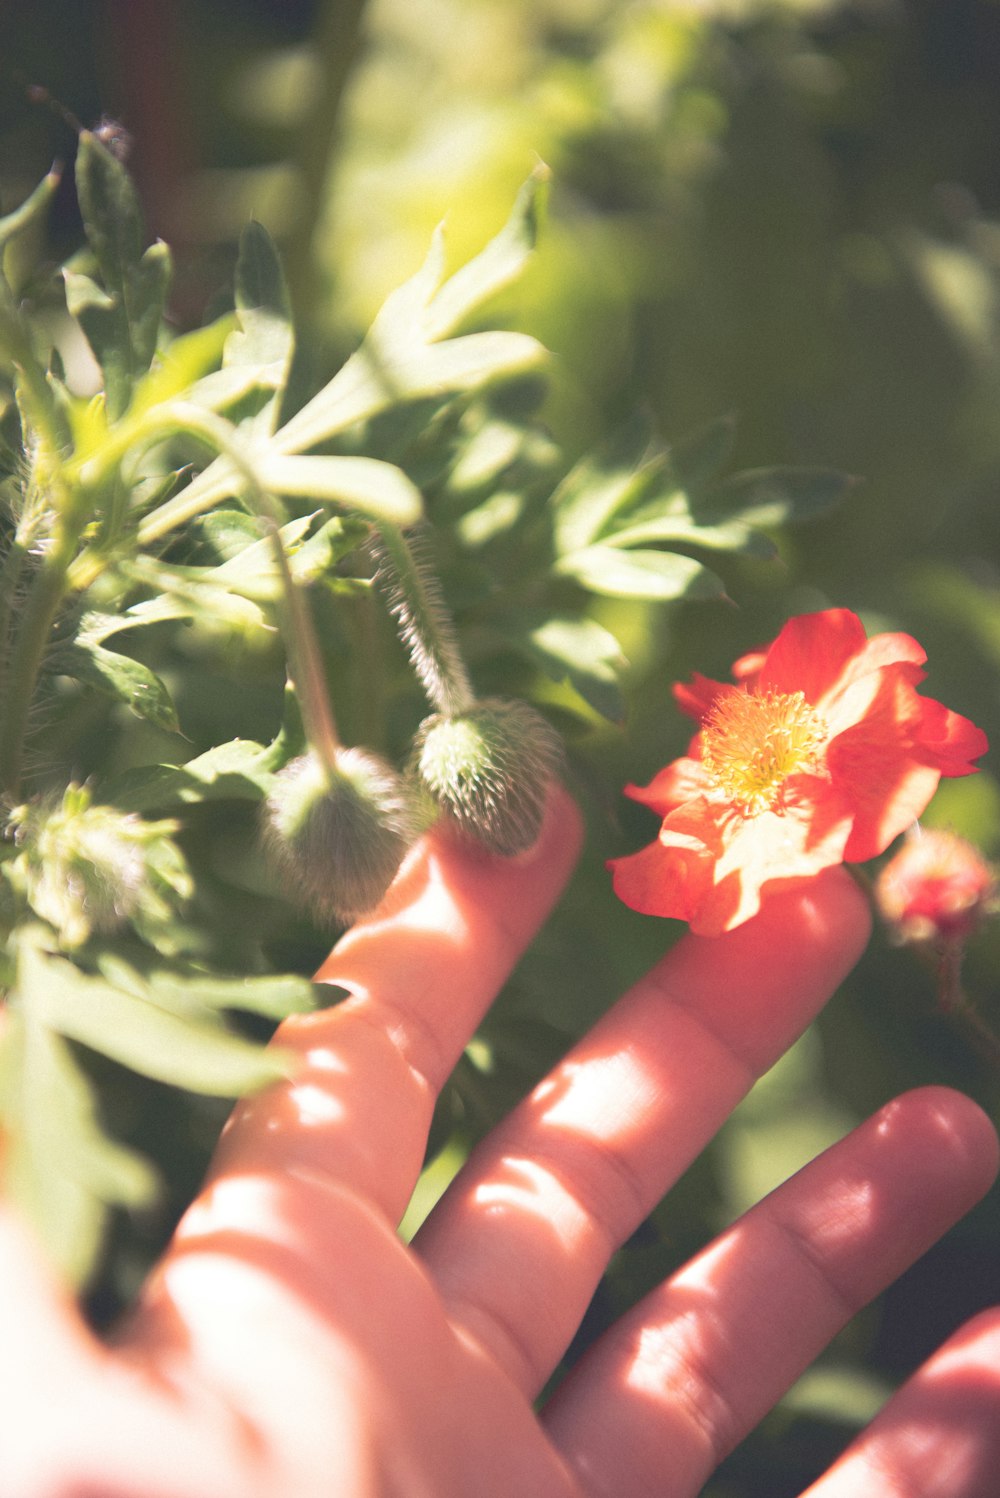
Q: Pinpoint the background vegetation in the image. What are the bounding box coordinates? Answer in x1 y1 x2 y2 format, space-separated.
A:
2 2 999 1492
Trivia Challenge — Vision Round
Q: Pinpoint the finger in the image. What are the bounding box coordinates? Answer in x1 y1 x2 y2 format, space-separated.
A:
199 781 581 1226
543 1086 999 1498
416 866 871 1395
800 1307 1000 1498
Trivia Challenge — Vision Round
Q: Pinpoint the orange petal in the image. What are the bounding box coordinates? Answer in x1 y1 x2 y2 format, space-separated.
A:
758 609 869 706
672 672 730 722
625 757 711 816
915 695 989 775
608 835 712 922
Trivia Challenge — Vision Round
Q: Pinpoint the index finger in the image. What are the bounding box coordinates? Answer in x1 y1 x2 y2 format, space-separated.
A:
206 782 583 1226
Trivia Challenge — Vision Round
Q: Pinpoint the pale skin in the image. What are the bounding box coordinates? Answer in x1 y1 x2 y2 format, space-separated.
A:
3 786 999 1496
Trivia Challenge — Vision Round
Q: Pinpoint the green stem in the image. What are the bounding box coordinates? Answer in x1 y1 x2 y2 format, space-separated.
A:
145 404 343 773
0 521 77 797
371 523 475 717
936 943 1000 1073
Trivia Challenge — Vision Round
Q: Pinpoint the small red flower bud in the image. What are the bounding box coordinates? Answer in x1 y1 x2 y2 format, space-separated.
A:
875 828 998 947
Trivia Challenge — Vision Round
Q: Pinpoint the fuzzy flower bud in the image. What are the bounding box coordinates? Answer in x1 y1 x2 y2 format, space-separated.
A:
6 784 192 949
875 828 998 947
260 747 423 924
410 697 562 857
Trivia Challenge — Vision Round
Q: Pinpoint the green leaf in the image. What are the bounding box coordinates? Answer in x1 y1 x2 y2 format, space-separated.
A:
702 467 857 527
95 953 317 1022
55 638 181 734
0 1007 157 1287
133 180 550 536
0 168 61 254
550 414 664 557
425 164 549 337
669 413 737 490
516 615 629 722
222 219 295 433
605 508 777 559
272 177 549 455
256 453 423 526
555 545 726 600
227 220 294 373
107 738 279 812
24 943 292 1096
72 132 172 418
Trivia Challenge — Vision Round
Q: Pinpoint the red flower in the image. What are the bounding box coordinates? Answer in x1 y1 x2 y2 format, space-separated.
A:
611 609 988 935
875 829 997 946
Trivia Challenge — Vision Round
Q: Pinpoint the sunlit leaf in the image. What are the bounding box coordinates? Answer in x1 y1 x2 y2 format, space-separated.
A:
256 453 423 526
550 414 661 557
106 738 277 813
426 165 549 337
94 952 317 1022
516 614 628 722
554 544 725 600
25 944 292 1096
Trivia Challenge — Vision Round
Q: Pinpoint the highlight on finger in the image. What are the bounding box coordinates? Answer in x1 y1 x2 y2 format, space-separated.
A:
541 1086 998 1498
201 780 583 1227
415 865 872 1398
801 1308 1000 1498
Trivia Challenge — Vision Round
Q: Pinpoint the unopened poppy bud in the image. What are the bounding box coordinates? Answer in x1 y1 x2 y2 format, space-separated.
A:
410 697 562 856
875 828 998 947
261 747 423 923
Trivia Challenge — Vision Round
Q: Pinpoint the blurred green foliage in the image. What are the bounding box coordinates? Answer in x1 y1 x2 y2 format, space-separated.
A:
2 2 1000 1492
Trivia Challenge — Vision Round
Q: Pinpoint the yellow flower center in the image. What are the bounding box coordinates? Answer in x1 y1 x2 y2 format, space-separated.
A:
700 687 827 816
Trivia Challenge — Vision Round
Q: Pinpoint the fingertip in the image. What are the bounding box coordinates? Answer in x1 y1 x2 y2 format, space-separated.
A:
758 865 873 980
883 1085 1000 1202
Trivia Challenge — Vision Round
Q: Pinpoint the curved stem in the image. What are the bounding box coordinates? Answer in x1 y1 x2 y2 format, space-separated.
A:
371 523 475 717
147 405 342 774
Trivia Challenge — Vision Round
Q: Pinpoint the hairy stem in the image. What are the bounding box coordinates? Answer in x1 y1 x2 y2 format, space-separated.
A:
371 523 475 717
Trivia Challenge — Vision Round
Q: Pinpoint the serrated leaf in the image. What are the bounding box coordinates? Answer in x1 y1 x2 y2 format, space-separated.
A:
518 614 628 722
426 165 549 338
25 943 292 1096
702 467 856 527
256 453 423 526
555 545 725 600
272 176 549 456
55 639 181 733
75 131 145 294
274 330 546 456
72 132 171 418
134 182 550 535
104 737 276 813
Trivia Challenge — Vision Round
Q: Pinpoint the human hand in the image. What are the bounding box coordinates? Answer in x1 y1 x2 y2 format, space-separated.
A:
2 786 998 1496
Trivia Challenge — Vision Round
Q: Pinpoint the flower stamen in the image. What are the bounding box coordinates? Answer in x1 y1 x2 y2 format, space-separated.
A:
700 687 827 815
